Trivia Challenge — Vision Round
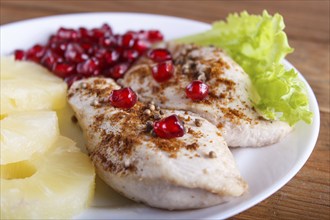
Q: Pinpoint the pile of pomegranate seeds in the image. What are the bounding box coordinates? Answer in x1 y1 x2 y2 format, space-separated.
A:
186 80 209 101
153 115 185 139
109 87 138 109
147 48 174 83
13 24 163 86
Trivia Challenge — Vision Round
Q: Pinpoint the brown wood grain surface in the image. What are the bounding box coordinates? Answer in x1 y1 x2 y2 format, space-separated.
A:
1 0 329 219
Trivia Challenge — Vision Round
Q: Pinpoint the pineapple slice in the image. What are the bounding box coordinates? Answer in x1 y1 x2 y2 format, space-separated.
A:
0 136 95 219
0 111 59 165
0 57 67 115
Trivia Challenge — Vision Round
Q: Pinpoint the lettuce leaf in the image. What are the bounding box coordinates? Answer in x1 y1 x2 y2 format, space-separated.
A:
252 64 313 125
176 10 312 126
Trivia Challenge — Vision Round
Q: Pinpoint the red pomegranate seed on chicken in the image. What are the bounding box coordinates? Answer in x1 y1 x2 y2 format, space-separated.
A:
151 60 174 83
147 30 164 42
147 48 172 63
153 115 185 139
14 50 26 60
185 80 209 101
105 63 129 79
109 87 138 109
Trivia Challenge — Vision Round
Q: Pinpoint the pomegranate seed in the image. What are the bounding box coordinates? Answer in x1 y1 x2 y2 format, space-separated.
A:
57 28 70 39
105 50 120 64
119 32 136 48
147 30 164 42
151 60 174 83
48 35 60 44
76 58 100 76
80 42 95 54
78 27 90 39
49 42 68 55
99 36 117 48
52 62 75 78
133 39 150 54
100 23 113 35
64 74 83 88
154 115 185 139
122 49 139 62
126 30 137 35
109 87 137 109
57 27 78 40
147 48 172 62
113 34 122 44
10 24 165 87
185 80 209 101
26 44 45 62
14 50 26 60
40 50 62 69
105 63 129 79
137 30 147 39
28 44 45 56
90 28 105 40
115 47 124 57
65 43 88 63
95 49 119 65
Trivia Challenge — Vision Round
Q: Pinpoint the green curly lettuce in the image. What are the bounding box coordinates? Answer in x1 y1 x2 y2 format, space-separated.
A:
252 64 313 125
176 10 312 126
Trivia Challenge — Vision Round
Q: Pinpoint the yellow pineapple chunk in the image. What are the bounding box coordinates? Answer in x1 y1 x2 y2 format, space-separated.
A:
0 111 59 165
0 136 95 219
0 57 67 115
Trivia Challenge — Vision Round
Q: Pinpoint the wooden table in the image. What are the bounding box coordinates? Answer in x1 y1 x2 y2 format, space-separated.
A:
1 1 329 219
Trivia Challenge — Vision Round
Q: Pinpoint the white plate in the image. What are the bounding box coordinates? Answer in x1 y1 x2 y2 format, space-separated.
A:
0 13 320 219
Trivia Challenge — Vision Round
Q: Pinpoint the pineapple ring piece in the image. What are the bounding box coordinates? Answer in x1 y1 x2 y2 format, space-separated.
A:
0 56 67 115
0 136 95 219
0 111 59 165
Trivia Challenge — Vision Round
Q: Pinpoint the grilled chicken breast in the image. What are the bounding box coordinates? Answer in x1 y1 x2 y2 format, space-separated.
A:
121 43 292 147
68 77 247 210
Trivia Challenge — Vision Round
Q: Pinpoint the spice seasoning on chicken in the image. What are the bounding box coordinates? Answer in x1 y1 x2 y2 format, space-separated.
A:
185 142 199 151
208 151 217 158
72 78 215 163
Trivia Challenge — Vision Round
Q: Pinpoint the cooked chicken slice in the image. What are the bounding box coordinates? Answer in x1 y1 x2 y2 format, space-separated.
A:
68 77 247 210
121 43 292 147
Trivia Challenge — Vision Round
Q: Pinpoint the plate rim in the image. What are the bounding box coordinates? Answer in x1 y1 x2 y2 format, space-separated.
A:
0 11 210 29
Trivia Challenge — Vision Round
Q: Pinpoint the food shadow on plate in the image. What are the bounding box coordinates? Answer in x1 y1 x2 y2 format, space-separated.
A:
92 176 135 207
